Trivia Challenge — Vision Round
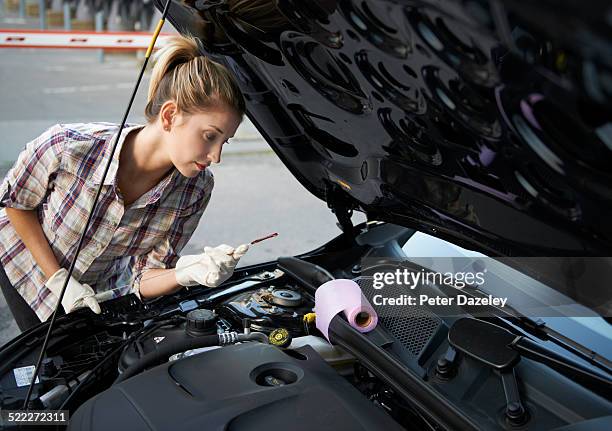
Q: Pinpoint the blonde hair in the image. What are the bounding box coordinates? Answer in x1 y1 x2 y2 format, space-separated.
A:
144 34 245 123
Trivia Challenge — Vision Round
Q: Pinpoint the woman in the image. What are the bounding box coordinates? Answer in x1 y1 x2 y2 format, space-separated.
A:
0 34 249 332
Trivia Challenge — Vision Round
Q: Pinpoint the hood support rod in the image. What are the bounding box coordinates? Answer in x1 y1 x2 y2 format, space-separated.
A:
23 0 174 410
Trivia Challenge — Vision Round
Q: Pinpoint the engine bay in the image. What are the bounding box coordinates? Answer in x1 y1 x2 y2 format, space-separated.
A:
0 228 610 430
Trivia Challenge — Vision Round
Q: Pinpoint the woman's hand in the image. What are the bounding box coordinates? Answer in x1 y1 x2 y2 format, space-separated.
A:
44 268 101 314
175 243 249 287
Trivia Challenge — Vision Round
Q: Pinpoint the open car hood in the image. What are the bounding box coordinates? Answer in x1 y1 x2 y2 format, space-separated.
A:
159 0 612 257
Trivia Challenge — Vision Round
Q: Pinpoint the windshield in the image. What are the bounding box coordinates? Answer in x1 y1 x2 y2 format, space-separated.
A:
400 232 612 363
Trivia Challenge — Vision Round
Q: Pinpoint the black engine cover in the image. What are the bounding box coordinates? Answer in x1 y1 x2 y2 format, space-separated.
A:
68 342 404 431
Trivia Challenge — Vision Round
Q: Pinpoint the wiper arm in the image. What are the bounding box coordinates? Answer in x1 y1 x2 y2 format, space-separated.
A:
394 259 612 378
509 333 612 389
510 315 612 377
449 318 612 394
437 279 612 376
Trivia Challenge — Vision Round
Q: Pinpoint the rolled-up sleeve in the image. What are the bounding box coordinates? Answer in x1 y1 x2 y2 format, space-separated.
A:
0 124 65 210
130 182 214 299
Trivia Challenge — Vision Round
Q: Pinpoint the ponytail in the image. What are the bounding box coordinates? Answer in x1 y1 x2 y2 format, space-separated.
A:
144 34 245 122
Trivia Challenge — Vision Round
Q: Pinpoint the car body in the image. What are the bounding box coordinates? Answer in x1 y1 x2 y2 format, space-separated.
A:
0 0 611 430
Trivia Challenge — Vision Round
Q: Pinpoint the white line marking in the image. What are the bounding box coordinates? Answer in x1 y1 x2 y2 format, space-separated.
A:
42 82 134 94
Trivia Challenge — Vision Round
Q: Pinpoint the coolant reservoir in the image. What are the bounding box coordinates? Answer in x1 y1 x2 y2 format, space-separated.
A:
287 335 355 369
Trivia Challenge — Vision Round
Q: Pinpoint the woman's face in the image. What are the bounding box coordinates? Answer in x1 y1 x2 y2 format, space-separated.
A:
162 103 242 178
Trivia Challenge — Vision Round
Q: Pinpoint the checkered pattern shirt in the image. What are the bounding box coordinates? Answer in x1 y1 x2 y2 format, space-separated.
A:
0 122 214 322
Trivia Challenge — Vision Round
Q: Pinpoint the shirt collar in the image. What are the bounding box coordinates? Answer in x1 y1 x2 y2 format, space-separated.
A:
91 124 146 186
131 166 178 208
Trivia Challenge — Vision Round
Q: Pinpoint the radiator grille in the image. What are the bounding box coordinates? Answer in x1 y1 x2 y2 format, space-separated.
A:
355 276 441 356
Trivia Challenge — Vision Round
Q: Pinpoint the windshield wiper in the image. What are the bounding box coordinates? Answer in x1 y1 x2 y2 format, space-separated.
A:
449 318 612 393
434 279 612 377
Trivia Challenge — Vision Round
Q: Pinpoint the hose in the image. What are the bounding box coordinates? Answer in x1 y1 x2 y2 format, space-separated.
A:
113 331 268 384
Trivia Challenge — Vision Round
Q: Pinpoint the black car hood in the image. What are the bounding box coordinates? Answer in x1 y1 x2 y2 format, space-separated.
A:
159 0 612 257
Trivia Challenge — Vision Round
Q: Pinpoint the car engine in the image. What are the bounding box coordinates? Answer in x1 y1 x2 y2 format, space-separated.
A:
0 239 610 430
0 256 420 430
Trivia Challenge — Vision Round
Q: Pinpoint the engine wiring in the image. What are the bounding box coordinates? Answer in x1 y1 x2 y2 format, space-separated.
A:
57 315 185 412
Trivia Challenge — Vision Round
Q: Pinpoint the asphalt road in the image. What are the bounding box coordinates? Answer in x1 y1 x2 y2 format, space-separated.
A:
0 48 365 345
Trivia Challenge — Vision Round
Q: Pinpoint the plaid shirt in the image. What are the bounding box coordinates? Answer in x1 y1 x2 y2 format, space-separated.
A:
0 122 214 322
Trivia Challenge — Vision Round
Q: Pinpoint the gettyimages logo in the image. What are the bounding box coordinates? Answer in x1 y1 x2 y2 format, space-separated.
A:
372 267 486 290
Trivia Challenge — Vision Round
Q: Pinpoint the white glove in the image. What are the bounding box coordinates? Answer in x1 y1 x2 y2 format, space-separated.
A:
175 243 249 287
45 268 101 314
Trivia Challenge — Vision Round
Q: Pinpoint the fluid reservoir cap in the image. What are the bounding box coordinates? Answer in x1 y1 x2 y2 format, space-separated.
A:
269 328 292 348
186 309 217 336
